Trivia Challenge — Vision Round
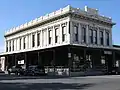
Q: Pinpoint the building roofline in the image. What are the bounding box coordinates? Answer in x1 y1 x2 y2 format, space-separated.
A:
4 5 115 37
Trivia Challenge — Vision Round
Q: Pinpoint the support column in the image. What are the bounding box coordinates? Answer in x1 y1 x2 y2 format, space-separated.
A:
38 51 40 65
12 55 14 66
68 46 72 76
5 56 9 71
15 54 17 66
24 53 27 69
83 48 86 67
53 49 56 75
112 51 115 67
78 23 81 44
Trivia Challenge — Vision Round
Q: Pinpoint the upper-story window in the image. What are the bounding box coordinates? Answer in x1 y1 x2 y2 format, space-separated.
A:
62 26 67 42
100 31 104 45
55 28 59 43
6 41 8 52
81 27 86 43
106 32 109 46
32 34 35 47
12 40 14 51
9 41 11 52
48 30 52 44
93 30 97 44
19 38 21 50
23 37 26 49
89 29 93 44
74 25 78 42
37 32 40 46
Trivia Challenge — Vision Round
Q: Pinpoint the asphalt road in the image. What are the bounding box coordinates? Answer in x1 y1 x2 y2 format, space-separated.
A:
0 75 120 90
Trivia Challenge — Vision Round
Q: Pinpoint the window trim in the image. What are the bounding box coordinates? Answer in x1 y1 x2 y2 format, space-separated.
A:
106 32 109 46
32 34 35 47
81 27 86 43
74 25 78 42
55 28 59 43
62 26 66 42
100 31 104 45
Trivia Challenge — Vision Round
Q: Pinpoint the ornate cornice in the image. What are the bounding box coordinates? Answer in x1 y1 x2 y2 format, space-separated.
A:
71 13 114 27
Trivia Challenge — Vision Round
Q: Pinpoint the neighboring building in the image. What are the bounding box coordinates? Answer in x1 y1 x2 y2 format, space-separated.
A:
0 5 119 76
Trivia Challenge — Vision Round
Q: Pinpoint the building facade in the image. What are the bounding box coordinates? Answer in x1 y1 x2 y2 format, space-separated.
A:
0 5 118 76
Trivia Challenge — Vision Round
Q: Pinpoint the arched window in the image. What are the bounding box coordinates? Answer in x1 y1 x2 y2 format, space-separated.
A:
23 37 26 49
93 30 97 44
62 26 66 42
82 27 86 43
32 34 35 47
89 29 93 44
48 30 52 44
106 32 109 46
12 40 14 51
9 41 11 51
100 31 103 45
55 28 59 43
74 25 78 42
37 32 40 46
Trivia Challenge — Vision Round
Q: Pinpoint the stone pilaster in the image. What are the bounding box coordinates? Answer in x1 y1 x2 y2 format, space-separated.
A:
97 28 100 45
35 32 37 47
78 23 81 44
103 29 106 46
86 25 89 44
60 24 62 44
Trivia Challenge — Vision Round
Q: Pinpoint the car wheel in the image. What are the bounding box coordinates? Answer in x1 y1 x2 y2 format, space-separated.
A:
32 73 35 76
8 71 11 75
15 72 18 75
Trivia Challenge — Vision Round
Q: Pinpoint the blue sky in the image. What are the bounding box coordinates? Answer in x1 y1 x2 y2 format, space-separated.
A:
0 0 119 52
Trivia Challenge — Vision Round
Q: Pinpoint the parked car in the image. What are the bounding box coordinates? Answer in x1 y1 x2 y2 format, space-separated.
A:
107 67 119 75
8 66 24 75
23 65 46 76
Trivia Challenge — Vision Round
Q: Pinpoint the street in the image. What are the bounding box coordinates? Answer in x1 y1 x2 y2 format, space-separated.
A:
0 75 120 90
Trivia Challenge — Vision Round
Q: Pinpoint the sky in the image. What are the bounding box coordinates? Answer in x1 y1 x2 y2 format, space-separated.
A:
0 0 119 52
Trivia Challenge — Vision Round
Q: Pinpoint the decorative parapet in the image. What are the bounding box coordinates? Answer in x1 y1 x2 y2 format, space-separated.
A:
4 5 115 36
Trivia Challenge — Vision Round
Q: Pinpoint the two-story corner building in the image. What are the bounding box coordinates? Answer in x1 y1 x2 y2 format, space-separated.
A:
0 5 117 76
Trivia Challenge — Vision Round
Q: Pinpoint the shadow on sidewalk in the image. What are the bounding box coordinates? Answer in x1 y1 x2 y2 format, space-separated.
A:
0 82 95 90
